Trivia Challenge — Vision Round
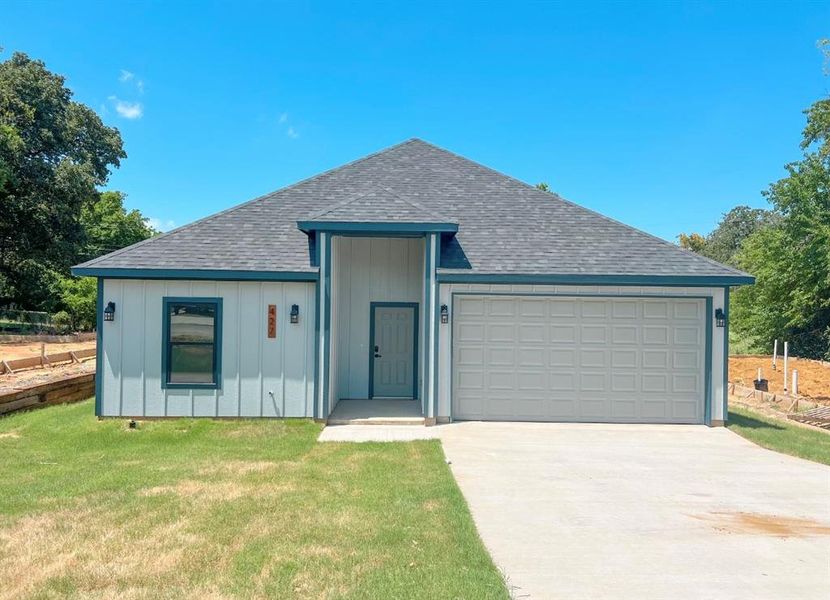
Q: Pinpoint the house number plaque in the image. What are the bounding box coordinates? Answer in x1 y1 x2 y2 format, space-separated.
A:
267 304 277 338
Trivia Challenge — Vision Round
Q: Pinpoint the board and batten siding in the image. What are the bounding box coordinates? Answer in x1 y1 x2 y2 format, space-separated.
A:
100 279 316 417
330 237 424 406
437 284 727 423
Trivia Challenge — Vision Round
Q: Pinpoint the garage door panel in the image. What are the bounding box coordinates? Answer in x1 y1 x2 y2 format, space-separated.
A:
643 301 669 318
579 398 609 417
519 324 545 343
643 326 669 345
487 347 515 366
642 350 669 369
581 300 608 318
453 295 705 424
580 372 607 391
519 348 547 366
550 300 577 317
612 301 638 319
612 349 638 368
611 372 637 392
457 347 485 366
551 325 576 342
487 324 515 342
550 349 576 367
673 350 699 369
612 325 639 344
674 327 700 345
549 372 576 391
517 370 547 391
458 323 485 342
674 301 701 320
611 399 637 418
519 299 546 318
580 325 608 343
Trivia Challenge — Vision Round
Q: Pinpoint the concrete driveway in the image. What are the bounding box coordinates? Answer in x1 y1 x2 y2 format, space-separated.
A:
439 422 830 600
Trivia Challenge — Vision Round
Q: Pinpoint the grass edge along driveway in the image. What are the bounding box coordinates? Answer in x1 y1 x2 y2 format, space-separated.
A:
0 400 508 600
728 404 830 466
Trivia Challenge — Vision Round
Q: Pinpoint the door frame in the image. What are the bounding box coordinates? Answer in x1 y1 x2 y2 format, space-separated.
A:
369 301 419 399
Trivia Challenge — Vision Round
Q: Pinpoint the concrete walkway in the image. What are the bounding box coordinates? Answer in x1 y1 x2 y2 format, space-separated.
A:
439 422 830 600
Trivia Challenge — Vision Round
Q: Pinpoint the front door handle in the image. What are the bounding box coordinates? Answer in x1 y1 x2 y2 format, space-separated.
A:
374 353 382 358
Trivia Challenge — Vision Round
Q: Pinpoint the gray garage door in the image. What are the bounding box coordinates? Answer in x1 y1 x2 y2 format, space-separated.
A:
452 295 706 423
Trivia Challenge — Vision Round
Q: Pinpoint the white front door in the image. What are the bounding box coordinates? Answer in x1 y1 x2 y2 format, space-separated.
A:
371 304 417 398
452 295 707 423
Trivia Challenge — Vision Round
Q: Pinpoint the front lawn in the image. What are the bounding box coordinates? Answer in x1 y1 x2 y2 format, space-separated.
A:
728 405 830 466
0 400 506 599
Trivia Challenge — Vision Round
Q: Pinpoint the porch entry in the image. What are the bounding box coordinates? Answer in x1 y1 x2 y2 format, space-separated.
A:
369 302 418 399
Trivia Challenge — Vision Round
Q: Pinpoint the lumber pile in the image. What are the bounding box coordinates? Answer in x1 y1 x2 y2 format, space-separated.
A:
788 407 830 430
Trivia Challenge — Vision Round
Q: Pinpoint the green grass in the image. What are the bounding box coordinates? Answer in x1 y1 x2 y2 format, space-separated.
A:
728 405 830 466
0 401 507 599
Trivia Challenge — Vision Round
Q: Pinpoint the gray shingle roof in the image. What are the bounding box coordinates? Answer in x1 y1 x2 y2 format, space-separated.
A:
304 186 454 224
74 138 752 281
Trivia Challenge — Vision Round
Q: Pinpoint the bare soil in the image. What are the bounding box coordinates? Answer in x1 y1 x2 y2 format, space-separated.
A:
0 361 95 394
730 355 830 402
0 340 96 362
0 339 96 393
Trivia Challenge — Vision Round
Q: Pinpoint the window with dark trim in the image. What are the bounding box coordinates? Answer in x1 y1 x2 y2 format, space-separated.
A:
162 297 222 389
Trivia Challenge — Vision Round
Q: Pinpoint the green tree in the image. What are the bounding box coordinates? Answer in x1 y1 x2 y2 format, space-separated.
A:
678 206 774 267
678 232 708 254
58 276 97 331
79 190 157 262
731 100 830 359
0 51 125 308
55 192 156 330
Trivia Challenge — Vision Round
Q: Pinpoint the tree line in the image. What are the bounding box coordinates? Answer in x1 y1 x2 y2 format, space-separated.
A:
679 90 830 360
0 51 156 330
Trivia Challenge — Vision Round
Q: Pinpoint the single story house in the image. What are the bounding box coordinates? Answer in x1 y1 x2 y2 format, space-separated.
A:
73 139 753 426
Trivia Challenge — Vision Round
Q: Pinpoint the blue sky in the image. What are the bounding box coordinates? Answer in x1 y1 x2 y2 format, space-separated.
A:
2 1 828 240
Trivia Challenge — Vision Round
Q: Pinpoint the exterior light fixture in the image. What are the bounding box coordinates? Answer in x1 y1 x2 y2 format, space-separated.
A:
715 308 726 328
103 301 116 322
290 304 300 324
440 304 449 324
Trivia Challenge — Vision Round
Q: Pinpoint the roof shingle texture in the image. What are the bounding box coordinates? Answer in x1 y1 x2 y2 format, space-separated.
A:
305 186 453 224
77 139 749 278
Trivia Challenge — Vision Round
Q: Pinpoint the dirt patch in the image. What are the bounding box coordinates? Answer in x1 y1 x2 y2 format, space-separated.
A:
0 361 95 394
691 511 830 537
198 460 278 476
730 355 830 402
139 479 295 503
0 431 21 439
0 340 96 362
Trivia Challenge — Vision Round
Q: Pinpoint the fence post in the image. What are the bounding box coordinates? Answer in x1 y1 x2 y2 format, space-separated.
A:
792 370 798 396
783 342 789 391
772 339 778 370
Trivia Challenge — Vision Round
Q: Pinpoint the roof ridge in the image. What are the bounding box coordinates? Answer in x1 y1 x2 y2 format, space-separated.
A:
410 138 751 279
77 138 423 268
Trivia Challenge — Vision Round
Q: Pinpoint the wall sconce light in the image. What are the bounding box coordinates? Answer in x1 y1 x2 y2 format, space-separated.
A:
103 301 116 322
715 308 726 328
440 304 449 324
290 304 300 324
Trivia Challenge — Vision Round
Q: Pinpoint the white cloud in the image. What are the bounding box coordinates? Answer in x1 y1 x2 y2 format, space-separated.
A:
145 217 176 232
108 96 143 119
287 126 299 139
278 112 288 124
119 69 135 82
